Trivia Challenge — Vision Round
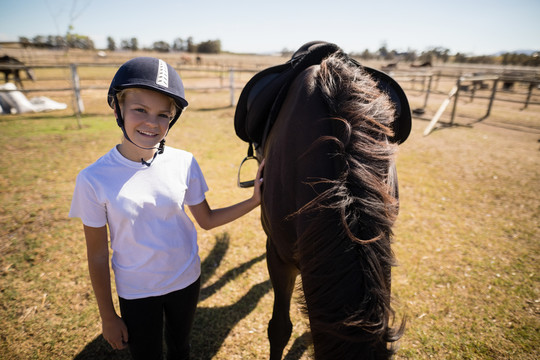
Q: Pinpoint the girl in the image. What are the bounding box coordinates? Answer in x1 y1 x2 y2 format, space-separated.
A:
69 57 264 360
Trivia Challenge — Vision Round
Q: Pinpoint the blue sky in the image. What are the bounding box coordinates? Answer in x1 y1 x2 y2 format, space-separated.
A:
1 0 539 55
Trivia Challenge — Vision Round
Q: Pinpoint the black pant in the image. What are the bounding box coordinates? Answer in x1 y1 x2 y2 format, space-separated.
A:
119 278 201 360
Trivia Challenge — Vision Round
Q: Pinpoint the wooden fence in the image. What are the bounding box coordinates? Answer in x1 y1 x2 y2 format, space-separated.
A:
0 63 258 128
414 72 540 136
1 63 539 133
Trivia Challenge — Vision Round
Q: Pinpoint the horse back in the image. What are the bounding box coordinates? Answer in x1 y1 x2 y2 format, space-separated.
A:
261 65 338 264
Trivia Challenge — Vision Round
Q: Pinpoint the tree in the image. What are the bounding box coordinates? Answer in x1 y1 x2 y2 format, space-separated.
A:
120 38 139 51
153 41 170 53
403 49 417 62
19 37 32 48
441 48 450 63
359 49 374 60
387 49 398 61
197 40 221 54
55 35 65 48
66 32 94 49
120 39 130 50
186 37 196 53
418 51 431 63
107 37 116 51
378 44 389 60
454 53 467 63
130 37 138 51
172 38 185 51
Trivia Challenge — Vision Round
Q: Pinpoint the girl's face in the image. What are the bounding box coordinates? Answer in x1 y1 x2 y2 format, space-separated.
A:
119 88 174 150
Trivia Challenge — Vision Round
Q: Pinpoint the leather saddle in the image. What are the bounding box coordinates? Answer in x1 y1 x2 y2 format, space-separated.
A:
234 41 412 187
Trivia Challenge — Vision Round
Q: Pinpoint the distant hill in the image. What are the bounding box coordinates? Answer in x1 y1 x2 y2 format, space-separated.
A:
494 49 538 56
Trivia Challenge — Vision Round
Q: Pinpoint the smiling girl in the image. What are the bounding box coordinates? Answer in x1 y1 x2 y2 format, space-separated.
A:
69 57 263 360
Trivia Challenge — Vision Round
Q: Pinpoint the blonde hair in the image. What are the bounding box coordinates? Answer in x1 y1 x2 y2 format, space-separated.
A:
114 88 177 119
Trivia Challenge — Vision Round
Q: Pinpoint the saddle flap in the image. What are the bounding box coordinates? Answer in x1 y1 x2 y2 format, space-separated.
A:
234 63 289 143
234 42 340 145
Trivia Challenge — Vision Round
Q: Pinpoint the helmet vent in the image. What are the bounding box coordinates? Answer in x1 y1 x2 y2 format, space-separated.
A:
155 59 169 87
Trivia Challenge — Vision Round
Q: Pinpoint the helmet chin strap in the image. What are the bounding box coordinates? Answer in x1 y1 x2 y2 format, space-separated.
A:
114 95 166 167
140 141 163 167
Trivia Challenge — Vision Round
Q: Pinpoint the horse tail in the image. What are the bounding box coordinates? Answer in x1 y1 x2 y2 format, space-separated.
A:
295 52 405 358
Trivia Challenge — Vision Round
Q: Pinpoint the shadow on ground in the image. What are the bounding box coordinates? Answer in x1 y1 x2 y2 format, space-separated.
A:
74 233 309 359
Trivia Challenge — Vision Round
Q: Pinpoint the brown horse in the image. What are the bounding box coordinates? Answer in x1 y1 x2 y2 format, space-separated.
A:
0 55 35 89
235 42 411 359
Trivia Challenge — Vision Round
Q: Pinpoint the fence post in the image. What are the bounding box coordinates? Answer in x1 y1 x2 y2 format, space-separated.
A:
470 80 476 102
523 81 536 109
70 64 84 129
450 77 461 125
434 71 441 91
220 65 224 88
485 78 499 118
229 68 235 107
423 74 433 108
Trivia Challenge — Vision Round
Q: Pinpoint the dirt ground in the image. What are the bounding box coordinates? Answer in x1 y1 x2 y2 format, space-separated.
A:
1 48 539 359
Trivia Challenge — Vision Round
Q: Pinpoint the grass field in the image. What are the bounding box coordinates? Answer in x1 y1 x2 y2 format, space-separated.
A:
0 51 539 359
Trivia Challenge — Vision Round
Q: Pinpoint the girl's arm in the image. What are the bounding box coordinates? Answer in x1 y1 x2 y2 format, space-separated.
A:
189 159 264 230
83 225 128 350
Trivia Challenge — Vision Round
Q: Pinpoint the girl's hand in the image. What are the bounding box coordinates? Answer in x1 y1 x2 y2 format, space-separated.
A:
252 159 265 204
102 314 129 350
189 158 265 230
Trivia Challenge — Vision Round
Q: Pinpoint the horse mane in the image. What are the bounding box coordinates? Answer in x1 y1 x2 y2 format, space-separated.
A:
294 52 405 358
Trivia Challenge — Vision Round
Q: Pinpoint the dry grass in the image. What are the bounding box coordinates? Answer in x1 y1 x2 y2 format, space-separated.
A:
0 51 539 359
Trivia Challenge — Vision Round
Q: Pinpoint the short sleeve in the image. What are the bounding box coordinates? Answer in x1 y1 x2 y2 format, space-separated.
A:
184 157 209 206
69 171 107 227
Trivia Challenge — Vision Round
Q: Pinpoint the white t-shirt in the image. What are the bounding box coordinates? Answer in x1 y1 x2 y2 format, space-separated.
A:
69 145 208 299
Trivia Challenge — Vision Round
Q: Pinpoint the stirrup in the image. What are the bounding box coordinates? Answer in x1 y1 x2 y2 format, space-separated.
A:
237 143 260 188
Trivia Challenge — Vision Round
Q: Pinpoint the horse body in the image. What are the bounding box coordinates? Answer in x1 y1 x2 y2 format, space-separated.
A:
235 42 411 359
261 65 330 253
261 65 349 358
0 55 35 89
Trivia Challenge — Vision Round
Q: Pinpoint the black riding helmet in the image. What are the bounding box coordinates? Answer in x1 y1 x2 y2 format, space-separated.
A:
108 57 188 129
107 57 188 166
